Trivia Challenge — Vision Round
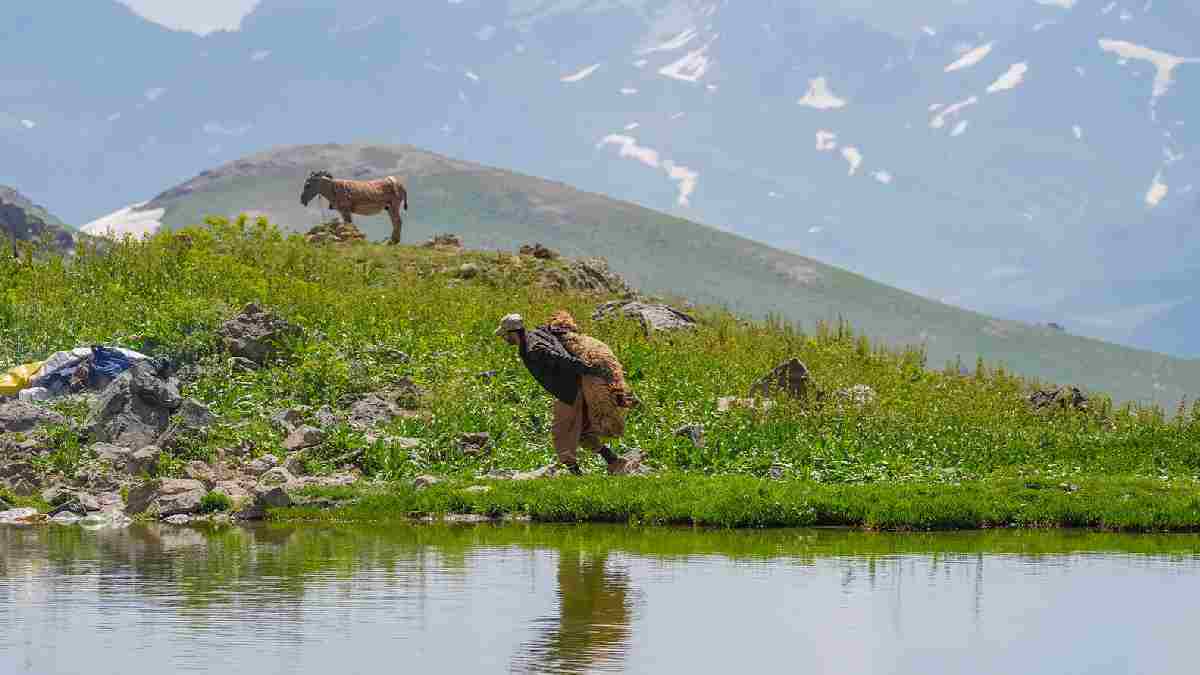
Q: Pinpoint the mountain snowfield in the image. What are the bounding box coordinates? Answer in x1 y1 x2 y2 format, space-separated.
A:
2 0 1198 357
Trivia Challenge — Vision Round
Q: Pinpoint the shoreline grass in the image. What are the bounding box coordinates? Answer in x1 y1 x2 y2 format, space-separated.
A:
277 475 1200 532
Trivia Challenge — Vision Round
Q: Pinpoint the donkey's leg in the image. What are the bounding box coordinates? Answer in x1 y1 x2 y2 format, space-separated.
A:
340 210 354 226
387 201 403 245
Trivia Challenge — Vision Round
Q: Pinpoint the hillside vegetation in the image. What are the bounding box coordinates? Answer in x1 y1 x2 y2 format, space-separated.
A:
134 144 1200 411
3 217 1200 529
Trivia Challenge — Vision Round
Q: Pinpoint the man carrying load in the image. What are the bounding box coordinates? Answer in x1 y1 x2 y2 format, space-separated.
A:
495 311 644 475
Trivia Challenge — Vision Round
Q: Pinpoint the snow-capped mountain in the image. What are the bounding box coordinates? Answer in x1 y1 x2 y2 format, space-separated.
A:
2 0 1197 355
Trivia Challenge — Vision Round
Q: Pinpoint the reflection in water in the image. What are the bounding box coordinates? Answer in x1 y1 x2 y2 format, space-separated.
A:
514 551 634 674
5 523 1200 675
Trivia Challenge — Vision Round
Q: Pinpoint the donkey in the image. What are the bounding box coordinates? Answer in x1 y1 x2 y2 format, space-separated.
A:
300 170 409 244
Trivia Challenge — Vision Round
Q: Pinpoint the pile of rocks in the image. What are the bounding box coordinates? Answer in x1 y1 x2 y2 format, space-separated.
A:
304 219 366 244
519 242 560 260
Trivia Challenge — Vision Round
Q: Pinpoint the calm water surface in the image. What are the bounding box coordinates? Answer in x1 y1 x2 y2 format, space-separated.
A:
3 523 1200 674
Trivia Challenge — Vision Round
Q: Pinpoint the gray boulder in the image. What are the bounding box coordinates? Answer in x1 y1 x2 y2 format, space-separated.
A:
244 454 280 476
593 301 697 334
457 432 492 457
0 401 65 433
84 362 181 448
176 398 216 431
126 478 206 517
283 425 325 451
673 424 705 448
92 443 160 476
218 303 302 365
749 359 812 400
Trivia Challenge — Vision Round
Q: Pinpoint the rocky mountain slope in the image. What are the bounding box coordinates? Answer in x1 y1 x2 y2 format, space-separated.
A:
0 185 75 253
83 142 1200 410
2 1 1198 355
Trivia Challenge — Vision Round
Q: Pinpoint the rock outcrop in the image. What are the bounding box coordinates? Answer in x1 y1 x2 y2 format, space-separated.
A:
218 303 302 365
304 219 366 244
0 401 66 433
83 363 181 448
1029 386 1089 412
749 358 812 400
593 301 697 334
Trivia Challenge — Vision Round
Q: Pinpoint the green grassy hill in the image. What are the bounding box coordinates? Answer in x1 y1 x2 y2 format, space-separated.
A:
137 144 1199 410
3 222 1200 529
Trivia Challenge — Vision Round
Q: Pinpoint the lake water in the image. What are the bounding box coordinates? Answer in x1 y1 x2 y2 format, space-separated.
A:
3 522 1200 674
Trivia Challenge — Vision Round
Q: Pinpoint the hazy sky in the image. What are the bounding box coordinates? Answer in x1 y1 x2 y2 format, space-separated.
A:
118 0 261 35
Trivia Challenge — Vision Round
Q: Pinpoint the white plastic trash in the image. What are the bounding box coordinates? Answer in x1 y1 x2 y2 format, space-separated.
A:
18 387 52 402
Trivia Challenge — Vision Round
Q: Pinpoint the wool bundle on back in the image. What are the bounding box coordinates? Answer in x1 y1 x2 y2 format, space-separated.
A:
547 310 637 437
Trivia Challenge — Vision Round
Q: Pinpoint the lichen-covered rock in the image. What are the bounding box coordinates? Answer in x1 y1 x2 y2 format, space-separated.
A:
0 401 66 434
244 454 280 476
272 407 306 432
126 478 206 517
592 301 697 334
283 425 325 451
83 362 181 448
1029 386 1089 412
218 303 302 365
749 359 812 400
176 398 216 431
258 466 295 488
92 443 159 476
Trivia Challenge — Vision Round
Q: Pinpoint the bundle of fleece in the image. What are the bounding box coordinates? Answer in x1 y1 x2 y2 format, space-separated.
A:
546 310 637 438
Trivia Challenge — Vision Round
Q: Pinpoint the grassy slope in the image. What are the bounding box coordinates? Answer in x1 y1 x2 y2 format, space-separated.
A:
143 144 1200 411
2 218 1200 530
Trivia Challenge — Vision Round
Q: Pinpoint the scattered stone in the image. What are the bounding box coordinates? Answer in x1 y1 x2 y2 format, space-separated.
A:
254 485 292 508
457 432 492 457
218 303 302 365
304 218 367 244
463 485 491 494
455 262 481 279
41 485 71 506
244 454 280 476
749 358 812 400
519 243 560 260
477 370 497 381
1029 386 1089 412
272 408 306 432
413 475 441 490
0 401 66 433
51 511 81 524
83 362 182 448
423 233 463 249
673 424 705 448
348 386 426 429
164 514 192 525
767 463 786 480
716 397 775 413
176 398 216 431
229 356 258 373
70 461 120 492
283 425 325 451
834 384 877 407
0 507 40 524
92 443 159 476
5 472 39 497
126 478 206 517
314 405 337 428
606 450 651 476
213 481 252 508
283 453 306 477
184 460 218 489
1060 482 1081 493
593 301 697 334
511 464 571 480
258 466 295 488
78 492 101 512
547 257 632 295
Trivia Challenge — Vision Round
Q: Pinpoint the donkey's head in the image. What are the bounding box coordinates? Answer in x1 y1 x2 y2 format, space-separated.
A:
300 170 333 206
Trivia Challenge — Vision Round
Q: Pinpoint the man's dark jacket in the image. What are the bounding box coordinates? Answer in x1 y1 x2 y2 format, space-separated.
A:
518 327 608 404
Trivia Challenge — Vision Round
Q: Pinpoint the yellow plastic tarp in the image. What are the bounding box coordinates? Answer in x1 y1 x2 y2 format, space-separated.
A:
0 361 45 396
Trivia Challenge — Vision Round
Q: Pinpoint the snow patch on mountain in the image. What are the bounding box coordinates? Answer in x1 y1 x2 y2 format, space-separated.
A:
1145 172 1168 206
250 50 271 62
638 28 700 55
987 63 1028 93
842 147 863 175
1073 125 1083 139
816 130 838 151
144 87 167 102
81 202 164 240
952 120 970 136
658 38 716 83
561 63 601 82
20 119 36 129
1036 0 1077 8
1098 40 1199 100
873 171 893 184
931 97 978 128
945 43 994 72
797 77 848 109
620 87 639 95
596 135 698 206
